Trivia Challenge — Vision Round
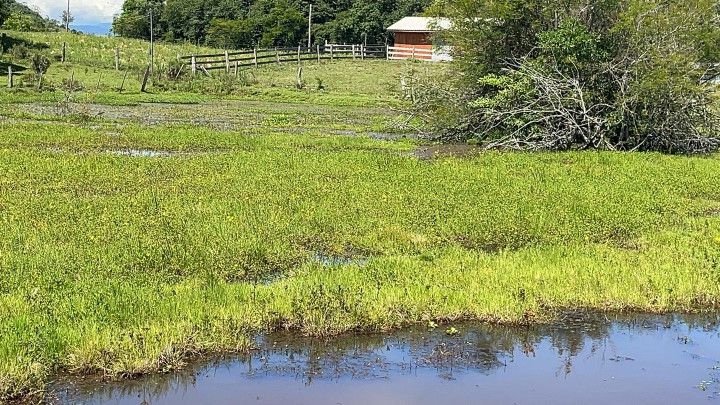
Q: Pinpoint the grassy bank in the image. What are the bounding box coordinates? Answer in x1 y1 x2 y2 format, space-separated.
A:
0 121 719 400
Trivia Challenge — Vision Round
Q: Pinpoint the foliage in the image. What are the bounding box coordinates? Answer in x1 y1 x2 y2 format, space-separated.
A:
2 11 45 31
420 0 720 154
113 0 432 47
61 10 73 31
205 18 254 49
0 0 59 31
252 0 307 47
0 0 8 28
112 0 165 39
29 52 50 75
314 2 385 44
164 58 187 81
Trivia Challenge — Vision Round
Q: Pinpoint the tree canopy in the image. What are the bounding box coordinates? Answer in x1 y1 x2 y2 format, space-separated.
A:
0 0 60 31
112 0 432 47
0 0 12 28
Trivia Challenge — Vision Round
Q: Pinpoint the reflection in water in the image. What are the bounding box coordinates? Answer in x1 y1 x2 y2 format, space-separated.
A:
53 313 720 405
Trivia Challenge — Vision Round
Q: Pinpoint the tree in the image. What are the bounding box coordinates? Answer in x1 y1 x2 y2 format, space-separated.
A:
206 18 254 48
418 0 720 154
112 0 165 40
245 0 306 47
113 0 433 46
0 1 59 31
0 0 10 28
315 2 384 44
3 11 45 31
61 10 74 30
316 0 431 44
162 0 207 43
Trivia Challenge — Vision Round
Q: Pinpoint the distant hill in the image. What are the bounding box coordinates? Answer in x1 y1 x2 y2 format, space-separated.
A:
2 0 60 32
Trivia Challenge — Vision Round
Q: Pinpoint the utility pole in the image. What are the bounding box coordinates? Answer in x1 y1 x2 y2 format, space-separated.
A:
65 0 70 32
149 7 154 75
307 4 312 48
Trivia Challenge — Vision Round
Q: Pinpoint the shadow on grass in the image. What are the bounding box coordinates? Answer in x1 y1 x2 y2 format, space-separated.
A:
1 33 49 53
0 61 28 73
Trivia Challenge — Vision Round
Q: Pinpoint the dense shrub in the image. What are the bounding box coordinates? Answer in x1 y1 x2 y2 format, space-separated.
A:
419 0 720 154
30 53 50 75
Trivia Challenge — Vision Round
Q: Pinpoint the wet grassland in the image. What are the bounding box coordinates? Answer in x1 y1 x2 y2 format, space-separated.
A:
1 32 720 401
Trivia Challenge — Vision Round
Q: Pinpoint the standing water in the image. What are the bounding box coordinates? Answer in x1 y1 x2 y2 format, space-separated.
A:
52 314 720 404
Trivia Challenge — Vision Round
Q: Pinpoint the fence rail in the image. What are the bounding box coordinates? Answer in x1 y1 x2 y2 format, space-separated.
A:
182 44 440 74
387 46 434 61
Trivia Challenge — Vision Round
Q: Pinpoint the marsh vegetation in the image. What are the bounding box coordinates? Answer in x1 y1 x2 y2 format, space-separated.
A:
0 29 719 402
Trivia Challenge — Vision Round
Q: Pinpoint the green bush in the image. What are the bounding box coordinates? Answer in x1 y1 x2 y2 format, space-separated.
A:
422 0 720 154
29 52 50 75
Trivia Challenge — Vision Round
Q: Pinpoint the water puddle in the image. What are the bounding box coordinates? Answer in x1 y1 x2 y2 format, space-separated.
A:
313 253 369 267
366 131 420 141
107 149 177 158
50 313 720 404
413 143 483 160
16 102 397 134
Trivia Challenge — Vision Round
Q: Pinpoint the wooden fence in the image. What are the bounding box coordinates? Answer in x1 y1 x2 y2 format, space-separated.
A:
387 45 434 61
180 44 435 74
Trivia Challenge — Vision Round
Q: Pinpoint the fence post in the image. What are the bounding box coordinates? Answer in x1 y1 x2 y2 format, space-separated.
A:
224 50 230 73
61 42 66 63
141 64 151 92
316 44 321 63
360 44 365 60
297 45 301 64
254 48 258 68
412 46 416 60
7 66 12 88
115 47 120 70
386 45 390 60
234 61 239 76
330 44 334 61
275 47 280 65
119 70 128 93
352 44 356 60
191 55 197 76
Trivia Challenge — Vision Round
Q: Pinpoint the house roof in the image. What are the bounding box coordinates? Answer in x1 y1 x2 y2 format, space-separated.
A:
387 17 452 33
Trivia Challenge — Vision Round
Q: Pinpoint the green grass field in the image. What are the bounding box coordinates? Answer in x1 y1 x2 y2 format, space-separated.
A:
1 29 433 108
0 31 719 401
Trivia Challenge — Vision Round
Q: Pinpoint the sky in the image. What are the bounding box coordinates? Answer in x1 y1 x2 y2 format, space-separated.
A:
18 0 123 24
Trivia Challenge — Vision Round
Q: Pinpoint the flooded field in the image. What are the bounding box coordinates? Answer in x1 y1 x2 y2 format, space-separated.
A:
52 314 720 404
5 101 406 134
